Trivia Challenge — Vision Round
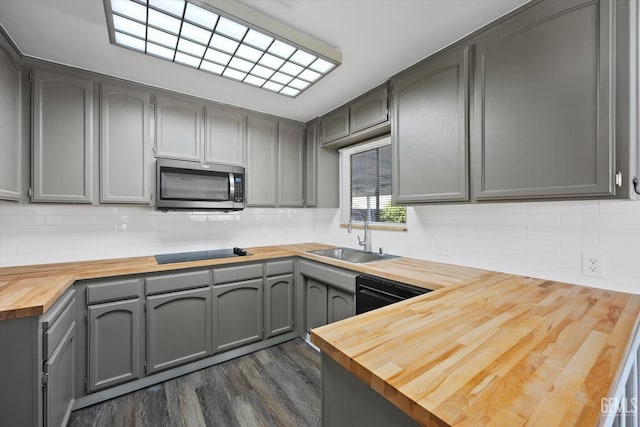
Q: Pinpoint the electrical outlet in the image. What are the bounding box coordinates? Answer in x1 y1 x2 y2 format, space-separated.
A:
582 253 604 278
436 241 453 257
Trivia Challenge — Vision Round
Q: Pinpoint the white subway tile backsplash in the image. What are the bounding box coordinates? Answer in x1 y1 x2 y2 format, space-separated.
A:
475 225 527 239
500 214 561 227
1 200 639 294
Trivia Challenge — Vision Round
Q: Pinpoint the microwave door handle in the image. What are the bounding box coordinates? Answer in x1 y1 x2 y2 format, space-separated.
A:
229 172 235 200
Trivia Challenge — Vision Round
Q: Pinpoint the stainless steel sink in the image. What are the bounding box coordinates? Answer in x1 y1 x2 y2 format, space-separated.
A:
307 247 398 264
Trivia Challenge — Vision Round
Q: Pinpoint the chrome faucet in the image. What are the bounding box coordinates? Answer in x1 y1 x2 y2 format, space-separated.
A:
347 211 371 253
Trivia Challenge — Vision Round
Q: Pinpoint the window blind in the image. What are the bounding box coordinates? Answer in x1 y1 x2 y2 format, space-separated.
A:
349 144 403 223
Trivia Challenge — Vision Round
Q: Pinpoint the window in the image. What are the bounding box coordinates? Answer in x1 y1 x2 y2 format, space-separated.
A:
340 137 406 227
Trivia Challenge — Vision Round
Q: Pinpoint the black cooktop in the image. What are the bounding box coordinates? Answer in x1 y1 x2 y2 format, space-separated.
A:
155 248 249 264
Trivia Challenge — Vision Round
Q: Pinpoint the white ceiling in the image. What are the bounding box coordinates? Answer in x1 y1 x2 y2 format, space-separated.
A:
0 0 529 122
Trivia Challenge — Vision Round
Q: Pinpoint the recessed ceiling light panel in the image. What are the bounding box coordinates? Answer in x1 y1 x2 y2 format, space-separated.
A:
104 0 340 97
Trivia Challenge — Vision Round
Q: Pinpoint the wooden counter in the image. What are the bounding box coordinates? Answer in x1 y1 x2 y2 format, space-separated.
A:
310 273 640 427
0 243 489 320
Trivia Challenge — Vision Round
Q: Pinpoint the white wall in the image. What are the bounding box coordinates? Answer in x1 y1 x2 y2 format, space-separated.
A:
1 200 639 295
314 200 640 295
0 204 314 267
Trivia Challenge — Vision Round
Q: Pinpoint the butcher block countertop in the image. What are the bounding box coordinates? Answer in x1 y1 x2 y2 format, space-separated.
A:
0 242 490 320
311 272 640 427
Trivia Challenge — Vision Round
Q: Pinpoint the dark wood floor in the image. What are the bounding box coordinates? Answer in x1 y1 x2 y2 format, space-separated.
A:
68 339 321 427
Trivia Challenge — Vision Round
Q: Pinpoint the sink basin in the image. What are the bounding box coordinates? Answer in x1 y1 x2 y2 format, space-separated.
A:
308 247 398 264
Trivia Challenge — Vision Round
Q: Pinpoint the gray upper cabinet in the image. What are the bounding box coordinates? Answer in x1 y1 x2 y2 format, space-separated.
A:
304 121 317 207
305 118 340 208
146 286 212 374
391 45 469 203
265 274 294 338
154 94 203 162
278 122 305 207
0 43 22 201
472 0 614 200
204 105 246 166
319 84 391 147
100 83 151 204
246 115 277 206
350 85 388 134
212 279 264 353
32 69 94 203
320 106 350 144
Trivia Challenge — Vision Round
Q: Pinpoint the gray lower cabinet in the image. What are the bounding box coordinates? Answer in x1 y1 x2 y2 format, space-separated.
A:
154 94 203 161
471 0 614 200
205 104 246 166
87 298 143 392
300 260 358 332
32 69 94 203
246 115 277 206
212 279 264 353
305 278 328 332
305 280 354 332
41 290 76 427
265 274 294 338
100 83 151 204
328 287 355 324
320 106 350 144
0 38 22 201
146 287 212 374
391 45 469 203
278 122 305 207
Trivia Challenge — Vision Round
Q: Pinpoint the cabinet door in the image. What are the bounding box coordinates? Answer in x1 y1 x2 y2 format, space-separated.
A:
304 121 317 207
472 0 613 199
278 122 304 207
328 287 355 324
0 45 22 201
305 278 328 332
320 106 349 144
44 321 75 427
212 279 264 353
204 105 246 166
147 287 211 374
87 299 143 392
154 94 203 161
265 274 294 338
33 70 93 203
350 86 388 134
100 83 151 204
391 45 469 203
246 116 277 206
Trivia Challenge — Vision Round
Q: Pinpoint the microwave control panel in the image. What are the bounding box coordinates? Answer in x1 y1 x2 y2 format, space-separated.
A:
234 175 244 203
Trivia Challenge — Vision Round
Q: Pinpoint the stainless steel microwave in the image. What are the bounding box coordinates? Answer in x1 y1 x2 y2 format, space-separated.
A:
156 158 245 211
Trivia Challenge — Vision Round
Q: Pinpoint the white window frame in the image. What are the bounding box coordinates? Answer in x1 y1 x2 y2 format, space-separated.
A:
339 135 405 228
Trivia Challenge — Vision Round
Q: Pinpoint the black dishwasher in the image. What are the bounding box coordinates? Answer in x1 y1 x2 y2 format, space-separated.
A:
355 275 431 314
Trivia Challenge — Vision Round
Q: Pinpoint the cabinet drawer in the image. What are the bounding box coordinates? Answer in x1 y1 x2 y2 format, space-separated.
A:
266 260 293 277
87 279 142 304
213 263 263 285
42 291 76 359
145 270 210 295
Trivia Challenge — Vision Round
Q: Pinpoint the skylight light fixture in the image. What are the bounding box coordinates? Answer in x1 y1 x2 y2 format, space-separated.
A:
104 0 341 97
